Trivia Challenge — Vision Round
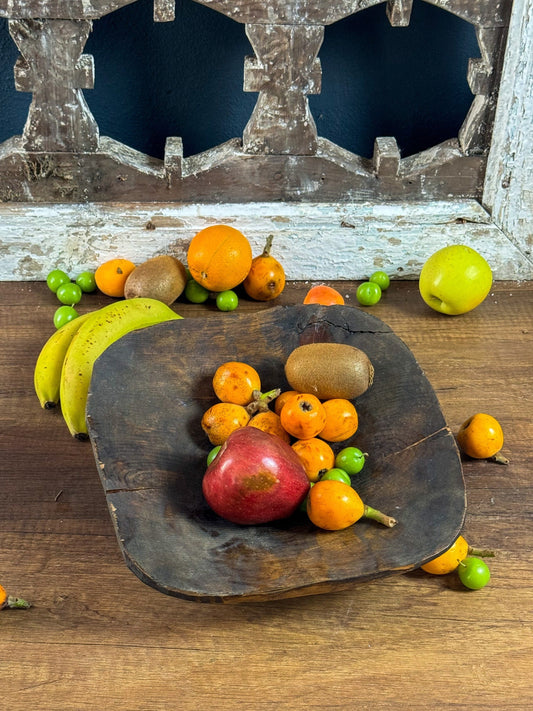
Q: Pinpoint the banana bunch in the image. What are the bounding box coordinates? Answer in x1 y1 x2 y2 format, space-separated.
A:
34 298 182 439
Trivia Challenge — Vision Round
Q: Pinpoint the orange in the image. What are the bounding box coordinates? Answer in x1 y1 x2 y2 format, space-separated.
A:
291 438 335 482
95 258 136 298
212 361 261 406
421 535 470 575
303 285 344 306
456 413 504 460
248 411 291 443
319 399 358 442
201 402 250 445
307 479 364 530
279 392 327 440
187 225 253 292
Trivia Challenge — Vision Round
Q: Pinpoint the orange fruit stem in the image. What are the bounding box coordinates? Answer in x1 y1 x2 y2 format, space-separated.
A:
1 595 31 610
246 388 281 415
262 234 274 257
491 452 510 465
468 546 495 558
363 504 397 528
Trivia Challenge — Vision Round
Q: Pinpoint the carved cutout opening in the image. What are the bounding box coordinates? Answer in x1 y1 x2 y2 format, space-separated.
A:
84 0 255 158
311 1 479 159
0 20 31 143
0 0 512 204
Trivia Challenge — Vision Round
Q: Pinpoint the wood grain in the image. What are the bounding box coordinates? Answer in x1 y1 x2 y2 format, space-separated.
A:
1 280 531 709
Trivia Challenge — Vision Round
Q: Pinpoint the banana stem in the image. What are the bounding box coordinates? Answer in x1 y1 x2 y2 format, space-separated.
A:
363 505 398 528
491 452 510 465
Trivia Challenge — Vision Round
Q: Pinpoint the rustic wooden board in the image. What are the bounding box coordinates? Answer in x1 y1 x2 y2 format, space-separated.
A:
0 136 486 203
86 304 466 603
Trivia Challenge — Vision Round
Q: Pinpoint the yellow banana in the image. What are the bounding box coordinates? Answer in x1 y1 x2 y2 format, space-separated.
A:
34 312 93 409
60 298 182 439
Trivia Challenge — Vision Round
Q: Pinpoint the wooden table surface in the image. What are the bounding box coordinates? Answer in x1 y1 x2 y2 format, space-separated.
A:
1 279 532 710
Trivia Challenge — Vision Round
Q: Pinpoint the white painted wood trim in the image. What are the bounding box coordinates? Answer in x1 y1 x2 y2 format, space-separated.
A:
1 199 530 281
483 0 533 267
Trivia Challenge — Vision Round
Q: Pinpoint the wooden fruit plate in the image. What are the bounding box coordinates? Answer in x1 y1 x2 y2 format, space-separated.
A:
86 304 465 603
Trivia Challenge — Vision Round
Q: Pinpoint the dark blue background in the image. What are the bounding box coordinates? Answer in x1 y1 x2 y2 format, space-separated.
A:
0 0 479 159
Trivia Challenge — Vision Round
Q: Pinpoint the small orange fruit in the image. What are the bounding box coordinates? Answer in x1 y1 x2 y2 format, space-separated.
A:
201 402 250 445
280 392 327 440
212 361 261 406
307 479 364 530
274 390 300 416
319 399 358 442
303 285 345 306
248 410 291 443
456 413 505 461
291 438 335 482
95 258 136 297
421 535 470 575
243 235 286 301
187 224 253 292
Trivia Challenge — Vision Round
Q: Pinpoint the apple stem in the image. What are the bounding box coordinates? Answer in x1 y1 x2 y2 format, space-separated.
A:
363 505 397 528
467 546 495 558
490 452 509 465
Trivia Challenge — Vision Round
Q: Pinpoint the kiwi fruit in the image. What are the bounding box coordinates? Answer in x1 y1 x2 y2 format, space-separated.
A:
284 343 374 400
123 255 188 305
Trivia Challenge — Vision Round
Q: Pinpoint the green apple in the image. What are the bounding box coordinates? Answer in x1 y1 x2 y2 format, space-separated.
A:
419 245 492 315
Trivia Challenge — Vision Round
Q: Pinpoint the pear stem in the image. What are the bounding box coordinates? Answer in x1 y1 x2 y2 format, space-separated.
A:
363 505 398 528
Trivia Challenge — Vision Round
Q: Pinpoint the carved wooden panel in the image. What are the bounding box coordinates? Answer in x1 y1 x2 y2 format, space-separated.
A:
0 0 515 204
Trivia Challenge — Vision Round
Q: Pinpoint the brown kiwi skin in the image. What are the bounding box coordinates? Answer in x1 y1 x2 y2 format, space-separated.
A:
284 343 374 400
123 255 188 305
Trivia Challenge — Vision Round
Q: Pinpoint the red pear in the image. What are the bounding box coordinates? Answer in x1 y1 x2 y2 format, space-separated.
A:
202 427 310 525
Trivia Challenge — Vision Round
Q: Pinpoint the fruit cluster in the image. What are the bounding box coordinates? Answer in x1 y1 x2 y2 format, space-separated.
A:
46 226 286 329
34 298 181 439
200 356 397 531
421 534 494 590
46 268 97 328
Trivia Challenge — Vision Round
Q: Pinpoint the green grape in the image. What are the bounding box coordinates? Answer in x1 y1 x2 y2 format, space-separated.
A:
75 271 97 293
335 447 366 475
320 468 352 486
216 290 238 311
56 282 82 306
46 269 70 294
53 305 79 329
185 279 209 304
369 271 390 290
458 557 491 590
207 445 221 466
356 281 382 306
299 481 314 513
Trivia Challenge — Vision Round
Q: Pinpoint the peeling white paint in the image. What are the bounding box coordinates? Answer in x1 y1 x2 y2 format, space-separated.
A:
1 199 531 281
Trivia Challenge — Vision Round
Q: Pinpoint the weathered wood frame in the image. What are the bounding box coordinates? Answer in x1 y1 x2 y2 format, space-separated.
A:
0 0 531 280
